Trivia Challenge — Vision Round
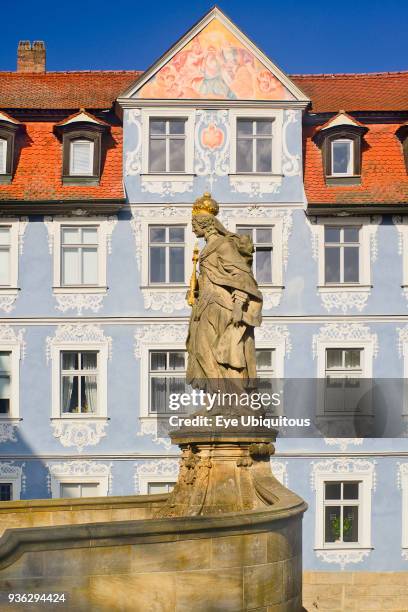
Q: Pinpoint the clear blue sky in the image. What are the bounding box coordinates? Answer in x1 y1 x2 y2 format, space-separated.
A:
2 0 408 74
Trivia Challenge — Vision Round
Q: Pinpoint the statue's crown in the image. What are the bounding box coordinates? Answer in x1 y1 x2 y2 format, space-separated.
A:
192 192 219 216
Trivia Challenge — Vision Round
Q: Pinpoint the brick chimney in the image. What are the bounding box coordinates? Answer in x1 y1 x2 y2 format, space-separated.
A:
17 41 46 73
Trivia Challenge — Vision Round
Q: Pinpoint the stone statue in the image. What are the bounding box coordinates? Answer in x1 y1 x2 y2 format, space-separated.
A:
186 193 263 387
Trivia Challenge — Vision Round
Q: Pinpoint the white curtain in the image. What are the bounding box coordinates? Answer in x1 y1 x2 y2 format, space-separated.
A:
82 353 97 413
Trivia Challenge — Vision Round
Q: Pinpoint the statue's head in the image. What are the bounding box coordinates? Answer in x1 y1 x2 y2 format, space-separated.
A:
192 214 214 237
192 192 220 238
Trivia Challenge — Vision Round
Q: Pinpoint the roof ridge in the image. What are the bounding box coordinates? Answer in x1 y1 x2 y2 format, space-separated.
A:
291 70 408 78
0 70 143 76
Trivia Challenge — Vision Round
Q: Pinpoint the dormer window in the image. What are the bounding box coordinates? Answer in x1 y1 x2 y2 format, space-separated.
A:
54 110 108 185
69 139 95 176
331 139 353 176
0 112 21 184
313 111 367 186
0 139 6 175
396 123 408 173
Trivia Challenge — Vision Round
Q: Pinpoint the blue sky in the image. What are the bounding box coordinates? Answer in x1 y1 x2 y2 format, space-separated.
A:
2 0 407 74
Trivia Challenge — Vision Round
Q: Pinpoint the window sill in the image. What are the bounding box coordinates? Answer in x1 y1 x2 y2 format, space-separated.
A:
62 176 100 186
53 286 107 294
51 416 109 421
0 174 12 185
315 546 373 552
0 287 19 295
140 174 194 182
141 284 188 290
229 173 282 183
325 176 361 186
0 417 21 423
318 284 371 293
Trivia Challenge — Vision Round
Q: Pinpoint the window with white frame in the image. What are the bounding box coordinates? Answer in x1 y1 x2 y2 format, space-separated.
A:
149 118 186 173
0 139 6 175
0 228 11 286
149 350 187 414
69 139 94 176
148 481 175 494
50 331 108 422
61 226 98 286
331 139 353 176
256 348 275 393
48 218 112 293
237 226 273 284
0 482 12 501
48 460 110 498
60 351 98 415
60 482 99 498
323 480 361 544
324 347 369 415
230 109 283 178
0 344 20 420
398 464 408 553
149 225 185 284
141 109 194 177
314 218 376 291
236 119 273 173
0 351 12 415
313 459 374 554
324 226 360 284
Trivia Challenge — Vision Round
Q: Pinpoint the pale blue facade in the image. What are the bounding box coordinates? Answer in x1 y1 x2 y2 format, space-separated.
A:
1 16 408 578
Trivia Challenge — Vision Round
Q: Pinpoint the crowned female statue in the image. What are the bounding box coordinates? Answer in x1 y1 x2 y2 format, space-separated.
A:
186 193 263 389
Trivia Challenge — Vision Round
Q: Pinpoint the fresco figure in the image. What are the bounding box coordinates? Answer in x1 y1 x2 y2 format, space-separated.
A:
138 18 292 101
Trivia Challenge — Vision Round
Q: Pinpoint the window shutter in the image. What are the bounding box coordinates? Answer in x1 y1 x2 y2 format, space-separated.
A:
0 139 6 174
70 140 94 175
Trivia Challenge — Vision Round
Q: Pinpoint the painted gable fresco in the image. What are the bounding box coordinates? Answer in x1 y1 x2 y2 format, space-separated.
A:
136 19 294 101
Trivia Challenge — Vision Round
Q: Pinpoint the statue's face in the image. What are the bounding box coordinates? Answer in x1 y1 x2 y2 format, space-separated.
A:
192 217 205 237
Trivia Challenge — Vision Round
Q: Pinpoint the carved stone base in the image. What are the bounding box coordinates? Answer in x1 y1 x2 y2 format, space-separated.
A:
155 423 306 519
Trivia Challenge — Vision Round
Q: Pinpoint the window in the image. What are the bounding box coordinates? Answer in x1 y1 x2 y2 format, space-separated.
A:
0 139 6 175
149 350 187 414
60 482 99 498
324 226 360 284
0 351 11 415
0 117 20 182
313 117 366 184
149 119 186 173
48 218 113 295
0 228 11 286
313 458 375 559
148 482 175 494
325 348 365 414
149 226 185 284
236 119 273 173
331 139 353 176
61 226 98 286
256 348 277 398
0 483 12 501
324 481 360 544
60 351 98 415
69 139 94 176
141 109 194 177
237 226 273 283
58 117 106 184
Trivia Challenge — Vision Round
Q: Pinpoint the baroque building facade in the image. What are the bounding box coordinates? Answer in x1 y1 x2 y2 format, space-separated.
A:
1 7 408 584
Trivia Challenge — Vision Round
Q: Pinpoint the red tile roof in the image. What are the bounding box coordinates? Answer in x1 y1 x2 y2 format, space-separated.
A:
0 69 406 113
0 121 124 201
0 71 142 110
291 71 408 113
304 123 408 205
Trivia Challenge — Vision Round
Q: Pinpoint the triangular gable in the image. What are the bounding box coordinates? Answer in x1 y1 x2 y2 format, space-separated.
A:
123 7 309 102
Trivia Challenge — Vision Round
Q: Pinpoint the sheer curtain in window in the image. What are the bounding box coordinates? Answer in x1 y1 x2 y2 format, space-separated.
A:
82 353 97 413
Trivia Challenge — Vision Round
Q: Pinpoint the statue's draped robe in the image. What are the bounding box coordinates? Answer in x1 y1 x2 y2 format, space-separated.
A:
186 233 262 387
